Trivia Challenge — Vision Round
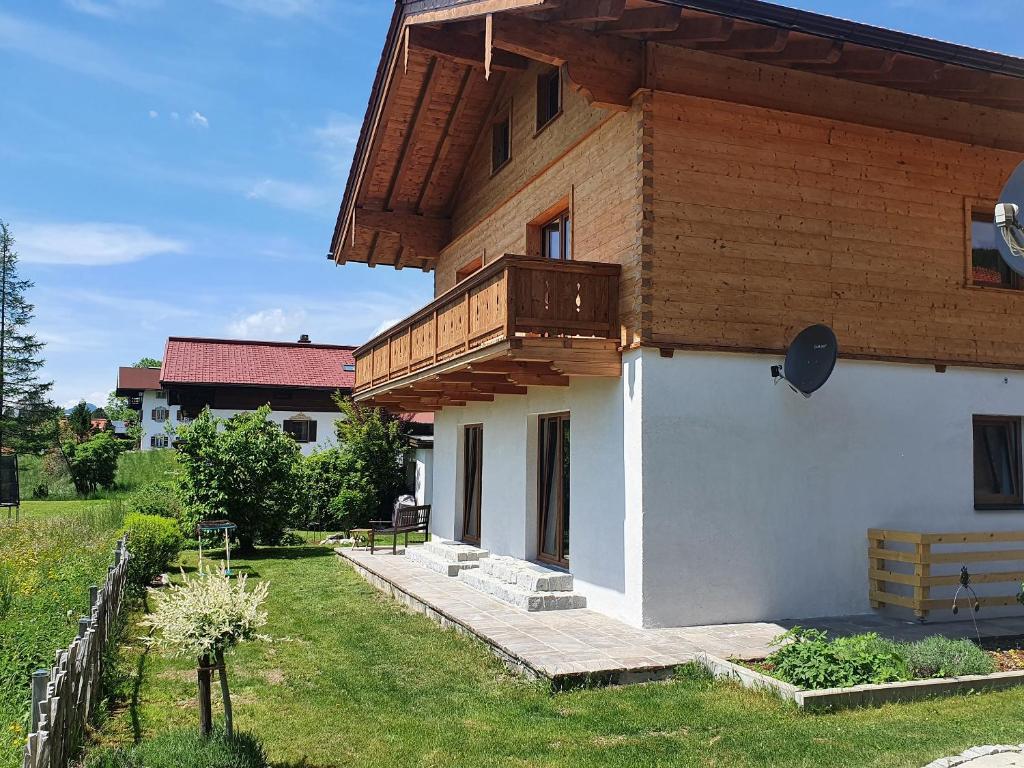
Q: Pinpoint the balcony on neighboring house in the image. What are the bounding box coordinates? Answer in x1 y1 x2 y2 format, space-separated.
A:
353 255 622 411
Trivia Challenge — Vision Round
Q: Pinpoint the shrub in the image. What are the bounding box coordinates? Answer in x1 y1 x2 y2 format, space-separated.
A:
903 635 996 678
126 480 181 519
765 628 909 689
333 397 409 527
30 483 48 499
64 431 123 494
122 513 183 591
175 407 299 551
85 729 267 768
297 448 349 531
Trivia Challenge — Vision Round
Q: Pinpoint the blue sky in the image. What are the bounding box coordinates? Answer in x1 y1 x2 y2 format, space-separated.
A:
0 0 1020 407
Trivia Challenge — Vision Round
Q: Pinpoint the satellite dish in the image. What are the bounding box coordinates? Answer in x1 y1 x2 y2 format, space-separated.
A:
996 161 1024 278
771 324 838 398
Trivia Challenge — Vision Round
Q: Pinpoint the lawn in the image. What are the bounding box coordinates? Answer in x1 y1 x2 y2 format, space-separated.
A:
18 449 177 501
96 543 1024 768
0 499 125 768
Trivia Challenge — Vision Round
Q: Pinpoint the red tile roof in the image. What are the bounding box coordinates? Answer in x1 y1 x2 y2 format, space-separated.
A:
161 338 356 390
116 366 162 393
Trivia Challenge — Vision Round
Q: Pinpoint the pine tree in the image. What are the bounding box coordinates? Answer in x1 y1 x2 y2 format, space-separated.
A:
0 221 57 454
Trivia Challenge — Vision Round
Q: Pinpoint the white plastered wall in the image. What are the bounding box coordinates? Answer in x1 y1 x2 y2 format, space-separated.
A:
207 408 339 456
639 348 1024 627
431 350 644 625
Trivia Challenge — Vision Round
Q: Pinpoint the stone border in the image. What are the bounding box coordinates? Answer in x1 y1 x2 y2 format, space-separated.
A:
923 745 1024 768
697 654 1024 711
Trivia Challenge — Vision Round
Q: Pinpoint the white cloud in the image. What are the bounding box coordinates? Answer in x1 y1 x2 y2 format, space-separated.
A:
213 0 321 18
312 113 361 175
16 222 187 266
148 109 159 118
370 318 400 338
246 178 334 211
189 110 209 128
64 0 161 19
170 111 180 120
228 308 308 340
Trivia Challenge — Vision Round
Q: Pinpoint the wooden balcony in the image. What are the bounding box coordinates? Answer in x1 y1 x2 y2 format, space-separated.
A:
353 254 621 411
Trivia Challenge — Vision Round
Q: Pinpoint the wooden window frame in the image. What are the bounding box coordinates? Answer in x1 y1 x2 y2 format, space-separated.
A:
965 198 1021 291
535 66 562 134
527 196 572 260
283 418 317 444
456 255 484 284
491 103 512 176
536 412 570 568
973 415 1024 510
150 434 168 449
151 407 169 422
462 424 483 545
155 389 167 400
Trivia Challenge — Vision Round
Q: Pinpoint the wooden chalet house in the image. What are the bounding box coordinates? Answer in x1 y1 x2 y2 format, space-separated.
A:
331 0 1024 627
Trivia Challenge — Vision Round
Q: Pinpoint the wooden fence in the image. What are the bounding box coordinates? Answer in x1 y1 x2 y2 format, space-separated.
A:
868 529 1024 620
22 538 130 768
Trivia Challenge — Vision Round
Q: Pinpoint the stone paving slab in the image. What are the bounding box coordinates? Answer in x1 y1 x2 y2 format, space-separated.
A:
339 547 1024 687
923 746 1024 768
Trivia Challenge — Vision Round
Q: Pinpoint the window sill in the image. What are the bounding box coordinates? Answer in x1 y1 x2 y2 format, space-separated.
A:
490 158 511 178
965 283 1024 295
975 504 1024 511
534 110 563 139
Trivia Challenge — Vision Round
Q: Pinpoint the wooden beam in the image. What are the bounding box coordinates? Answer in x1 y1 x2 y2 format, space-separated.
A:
386 56 441 211
546 0 625 23
365 231 381 268
490 14 643 109
354 209 450 262
418 66 473 215
407 26 528 72
754 38 843 66
600 7 680 34
800 48 896 76
697 27 789 54
654 13 733 43
468 359 560 374
853 57 943 85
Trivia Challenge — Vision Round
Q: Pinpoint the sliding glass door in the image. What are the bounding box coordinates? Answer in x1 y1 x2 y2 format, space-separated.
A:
537 414 570 567
462 425 483 544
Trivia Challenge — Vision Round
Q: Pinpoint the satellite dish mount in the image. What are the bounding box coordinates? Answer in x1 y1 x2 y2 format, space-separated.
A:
771 324 839 398
995 161 1024 278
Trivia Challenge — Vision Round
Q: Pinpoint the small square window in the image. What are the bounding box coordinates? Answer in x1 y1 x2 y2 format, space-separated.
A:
283 418 318 444
151 407 169 422
972 211 1019 289
155 389 167 400
492 113 510 173
150 434 169 449
973 415 1023 508
536 67 561 131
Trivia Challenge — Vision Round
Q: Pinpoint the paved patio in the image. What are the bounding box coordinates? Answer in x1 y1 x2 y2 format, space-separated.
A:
338 546 1024 687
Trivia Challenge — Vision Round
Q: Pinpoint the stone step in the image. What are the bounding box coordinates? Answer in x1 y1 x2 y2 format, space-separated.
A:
478 555 574 592
405 546 481 577
420 538 490 563
458 567 586 612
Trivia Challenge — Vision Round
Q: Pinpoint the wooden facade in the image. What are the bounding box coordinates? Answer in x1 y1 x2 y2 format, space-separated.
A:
338 0 1024 406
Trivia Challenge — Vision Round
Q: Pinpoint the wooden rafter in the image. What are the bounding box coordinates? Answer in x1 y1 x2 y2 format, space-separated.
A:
697 27 790 54
800 48 896 76
600 7 681 34
654 13 734 43
756 38 843 65
543 0 625 23
417 65 472 215
386 56 441 211
489 14 643 108
407 26 528 72
353 209 450 263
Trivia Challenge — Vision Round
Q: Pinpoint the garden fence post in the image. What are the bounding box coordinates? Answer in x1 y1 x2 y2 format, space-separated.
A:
30 670 48 732
197 655 213 736
78 618 89 639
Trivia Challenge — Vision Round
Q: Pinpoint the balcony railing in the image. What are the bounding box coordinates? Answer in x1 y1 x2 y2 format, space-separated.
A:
354 254 620 393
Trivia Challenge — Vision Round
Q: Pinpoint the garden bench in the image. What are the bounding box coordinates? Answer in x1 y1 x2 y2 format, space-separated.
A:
369 503 431 554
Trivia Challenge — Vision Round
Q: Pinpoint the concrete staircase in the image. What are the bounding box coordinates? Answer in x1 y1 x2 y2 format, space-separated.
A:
457 555 587 612
404 538 489 577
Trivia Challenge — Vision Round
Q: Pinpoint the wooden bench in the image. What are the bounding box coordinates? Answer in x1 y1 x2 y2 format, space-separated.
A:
369 504 431 554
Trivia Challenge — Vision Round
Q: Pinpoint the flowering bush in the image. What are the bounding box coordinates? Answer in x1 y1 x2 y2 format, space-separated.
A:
143 566 269 659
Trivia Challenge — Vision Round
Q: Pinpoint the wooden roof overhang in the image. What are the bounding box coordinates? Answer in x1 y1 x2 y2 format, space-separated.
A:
328 0 1024 274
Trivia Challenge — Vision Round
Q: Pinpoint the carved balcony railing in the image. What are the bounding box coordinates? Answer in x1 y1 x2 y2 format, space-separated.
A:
353 254 620 394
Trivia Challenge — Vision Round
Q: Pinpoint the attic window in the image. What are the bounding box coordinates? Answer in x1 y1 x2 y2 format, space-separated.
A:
491 108 511 173
536 67 561 131
343 364 356 372
972 209 1019 289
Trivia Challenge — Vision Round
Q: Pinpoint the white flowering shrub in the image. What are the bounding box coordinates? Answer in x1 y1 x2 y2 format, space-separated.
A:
143 565 269 659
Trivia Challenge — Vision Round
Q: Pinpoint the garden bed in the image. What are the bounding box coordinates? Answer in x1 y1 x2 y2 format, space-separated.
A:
700 630 1024 711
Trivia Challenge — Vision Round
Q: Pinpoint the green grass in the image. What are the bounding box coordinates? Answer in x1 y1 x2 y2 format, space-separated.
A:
94 543 1024 768
0 499 125 768
18 449 178 502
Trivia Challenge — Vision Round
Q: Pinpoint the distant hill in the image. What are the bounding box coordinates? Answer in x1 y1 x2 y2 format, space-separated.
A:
64 402 97 415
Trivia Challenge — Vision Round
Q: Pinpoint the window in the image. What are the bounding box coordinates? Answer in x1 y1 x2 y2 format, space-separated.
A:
283 418 318 444
541 210 572 261
536 67 561 131
175 409 193 424
150 434 169 449
155 390 167 400
491 111 511 173
343 364 356 373
462 425 483 544
972 210 1019 289
151 407 169 422
973 415 1023 508
537 413 570 566
456 256 483 283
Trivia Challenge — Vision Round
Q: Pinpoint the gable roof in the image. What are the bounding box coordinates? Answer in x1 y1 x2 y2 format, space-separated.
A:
116 366 162 394
161 338 357 391
329 0 1024 272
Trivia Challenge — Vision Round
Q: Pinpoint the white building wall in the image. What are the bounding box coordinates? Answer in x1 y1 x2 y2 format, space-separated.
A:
432 351 644 626
639 348 1024 627
139 389 179 451
208 408 339 456
414 448 433 507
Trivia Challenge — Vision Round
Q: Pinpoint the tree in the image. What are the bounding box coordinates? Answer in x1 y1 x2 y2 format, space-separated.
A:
67 400 93 442
333 396 409 527
106 390 143 445
175 406 300 552
133 357 162 368
64 430 121 494
0 221 57 454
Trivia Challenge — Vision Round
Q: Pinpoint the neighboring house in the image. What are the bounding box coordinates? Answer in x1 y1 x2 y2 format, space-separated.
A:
330 0 1024 628
159 336 357 457
115 366 176 450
